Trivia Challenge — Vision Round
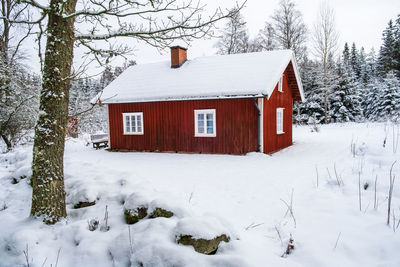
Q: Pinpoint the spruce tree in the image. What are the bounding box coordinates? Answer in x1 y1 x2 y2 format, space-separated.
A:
393 15 400 78
329 62 362 122
342 43 350 65
378 20 396 75
350 43 361 79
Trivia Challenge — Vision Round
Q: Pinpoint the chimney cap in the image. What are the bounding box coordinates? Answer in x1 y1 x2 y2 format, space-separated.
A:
170 45 187 51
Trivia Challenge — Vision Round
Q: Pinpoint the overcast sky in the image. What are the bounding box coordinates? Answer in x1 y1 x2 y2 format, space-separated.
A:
25 0 400 74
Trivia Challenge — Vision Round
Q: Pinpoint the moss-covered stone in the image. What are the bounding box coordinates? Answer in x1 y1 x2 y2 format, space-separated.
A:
73 201 96 209
124 207 148 224
177 234 230 255
149 207 174 219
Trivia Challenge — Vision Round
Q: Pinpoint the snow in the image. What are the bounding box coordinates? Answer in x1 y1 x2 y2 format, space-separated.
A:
174 216 235 240
1 123 400 266
98 50 304 104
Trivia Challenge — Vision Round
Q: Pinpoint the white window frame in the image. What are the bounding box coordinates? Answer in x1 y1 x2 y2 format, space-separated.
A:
276 108 284 134
278 75 283 92
123 112 144 135
194 109 216 137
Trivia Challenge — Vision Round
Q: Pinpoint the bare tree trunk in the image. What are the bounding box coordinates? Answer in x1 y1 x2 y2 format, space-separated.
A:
30 0 77 224
1 133 11 150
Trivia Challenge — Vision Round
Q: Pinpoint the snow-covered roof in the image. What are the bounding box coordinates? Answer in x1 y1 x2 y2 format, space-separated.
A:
99 50 304 104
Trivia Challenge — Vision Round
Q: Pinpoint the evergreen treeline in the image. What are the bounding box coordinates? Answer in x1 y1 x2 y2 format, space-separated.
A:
215 3 400 124
296 15 400 124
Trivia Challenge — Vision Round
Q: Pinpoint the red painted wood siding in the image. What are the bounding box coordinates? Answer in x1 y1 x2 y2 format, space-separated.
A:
108 98 258 154
263 68 294 154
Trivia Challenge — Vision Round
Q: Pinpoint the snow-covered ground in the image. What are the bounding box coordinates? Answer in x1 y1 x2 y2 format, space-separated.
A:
1 123 400 267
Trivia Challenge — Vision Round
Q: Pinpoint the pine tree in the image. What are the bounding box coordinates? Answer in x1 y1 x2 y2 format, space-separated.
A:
329 62 362 122
350 43 361 79
378 20 396 76
342 42 350 65
393 15 400 78
295 60 326 124
366 71 400 121
358 47 369 84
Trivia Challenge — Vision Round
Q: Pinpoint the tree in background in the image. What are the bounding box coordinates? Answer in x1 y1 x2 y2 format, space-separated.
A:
270 0 307 63
329 61 362 122
215 8 249 55
294 60 326 124
378 20 396 77
0 0 40 150
69 61 137 135
365 71 400 122
312 1 339 124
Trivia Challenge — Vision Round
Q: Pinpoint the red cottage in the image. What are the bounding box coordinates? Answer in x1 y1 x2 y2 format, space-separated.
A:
98 46 305 154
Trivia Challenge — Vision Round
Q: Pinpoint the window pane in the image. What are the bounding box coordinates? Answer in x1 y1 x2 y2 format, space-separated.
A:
206 114 214 134
132 115 136 132
197 113 206 134
126 116 130 132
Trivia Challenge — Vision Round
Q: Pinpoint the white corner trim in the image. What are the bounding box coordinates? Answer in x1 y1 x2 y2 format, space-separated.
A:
258 98 264 152
106 104 111 148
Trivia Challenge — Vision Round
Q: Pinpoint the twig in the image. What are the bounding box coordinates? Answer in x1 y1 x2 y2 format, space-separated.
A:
315 165 319 188
333 232 341 250
245 222 264 231
188 191 194 203
374 175 378 210
128 226 133 254
387 161 397 225
41 257 47 267
274 225 283 245
280 189 296 228
55 248 61 267
23 244 30 267
334 163 342 186
358 172 362 211
281 234 294 257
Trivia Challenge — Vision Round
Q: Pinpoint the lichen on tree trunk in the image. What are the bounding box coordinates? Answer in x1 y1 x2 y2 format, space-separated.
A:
30 0 77 224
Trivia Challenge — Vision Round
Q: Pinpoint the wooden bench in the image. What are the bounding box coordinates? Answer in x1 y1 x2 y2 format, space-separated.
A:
90 134 109 149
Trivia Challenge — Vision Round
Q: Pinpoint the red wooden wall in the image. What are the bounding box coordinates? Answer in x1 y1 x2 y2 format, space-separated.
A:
263 68 294 154
108 98 259 154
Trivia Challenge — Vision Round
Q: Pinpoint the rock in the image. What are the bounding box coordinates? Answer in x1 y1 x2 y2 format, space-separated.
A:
88 219 99 231
124 207 148 224
74 201 96 209
176 234 230 255
149 207 174 219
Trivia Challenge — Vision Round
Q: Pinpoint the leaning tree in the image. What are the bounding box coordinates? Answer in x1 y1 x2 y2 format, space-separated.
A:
9 0 243 224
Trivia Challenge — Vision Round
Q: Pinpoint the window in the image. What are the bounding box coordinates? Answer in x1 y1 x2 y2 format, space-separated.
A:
194 109 216 137
123 112 143 135
278 75 283 92
276 108 284 134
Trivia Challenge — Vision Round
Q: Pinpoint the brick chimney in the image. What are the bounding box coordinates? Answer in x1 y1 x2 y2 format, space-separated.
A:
170 46 187 68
